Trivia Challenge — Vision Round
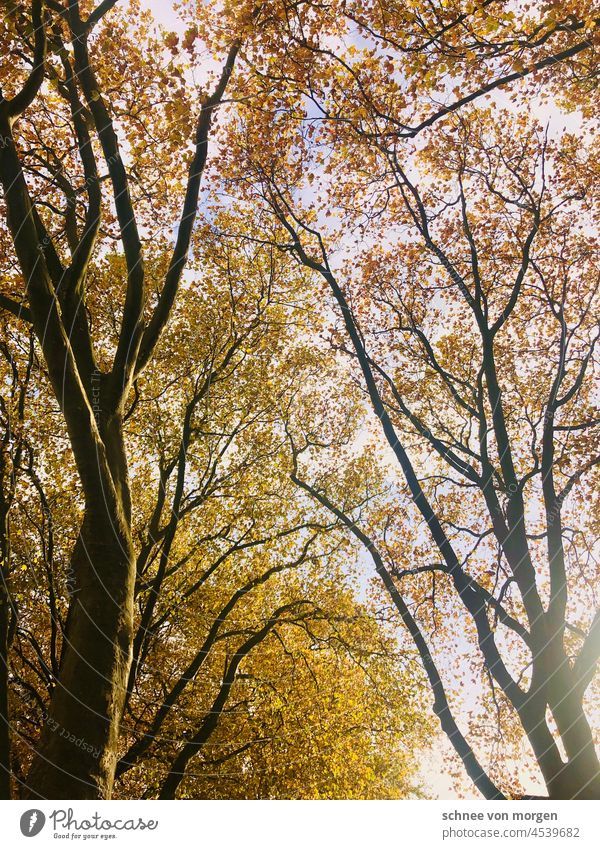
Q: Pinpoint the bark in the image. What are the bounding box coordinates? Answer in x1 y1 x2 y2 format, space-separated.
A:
24 412 135 800
0 1 237 792
0 100 133 797
24 519 134 799
544 656 600 799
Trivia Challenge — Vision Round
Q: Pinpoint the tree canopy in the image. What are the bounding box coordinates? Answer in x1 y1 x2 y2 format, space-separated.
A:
0 0 598 800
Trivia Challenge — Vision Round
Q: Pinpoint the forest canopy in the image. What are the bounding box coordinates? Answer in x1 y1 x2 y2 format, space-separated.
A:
0 0 598 801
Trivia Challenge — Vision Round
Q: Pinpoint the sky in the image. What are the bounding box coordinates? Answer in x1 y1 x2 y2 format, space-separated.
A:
141 0 187 28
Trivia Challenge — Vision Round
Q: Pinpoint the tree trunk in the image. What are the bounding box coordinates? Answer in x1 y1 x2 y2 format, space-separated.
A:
549 683 600 799
548 760 600 800
24 416 135 800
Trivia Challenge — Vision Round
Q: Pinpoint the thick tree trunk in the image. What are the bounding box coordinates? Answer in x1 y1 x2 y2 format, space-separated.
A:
24 415 135 800
24 512 134 799
549 688 600 799
548 759 600 800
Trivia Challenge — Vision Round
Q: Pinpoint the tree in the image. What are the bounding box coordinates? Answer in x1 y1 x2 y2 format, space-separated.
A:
2 0 598 802
0 0 247 797
1 185 430 798
217 3 600 799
